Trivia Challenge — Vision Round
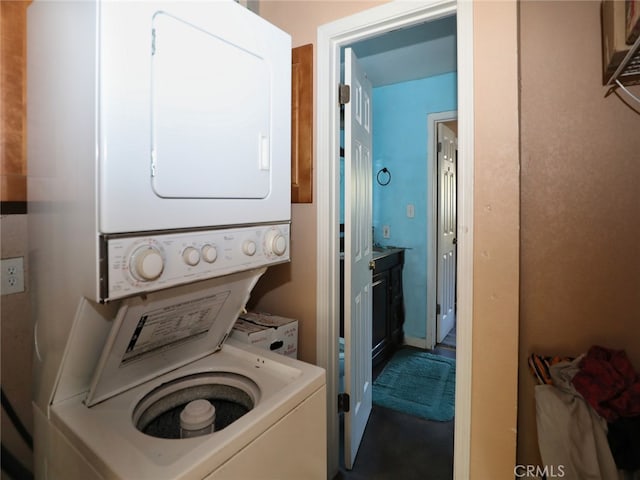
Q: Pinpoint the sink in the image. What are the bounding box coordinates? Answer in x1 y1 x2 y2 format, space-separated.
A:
373 245 401 253
372 246 405 261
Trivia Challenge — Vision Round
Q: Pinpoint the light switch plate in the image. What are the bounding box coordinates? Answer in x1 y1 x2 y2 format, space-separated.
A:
407 204 415 218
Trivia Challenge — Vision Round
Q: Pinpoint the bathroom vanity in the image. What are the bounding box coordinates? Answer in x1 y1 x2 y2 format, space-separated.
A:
340 247 405 366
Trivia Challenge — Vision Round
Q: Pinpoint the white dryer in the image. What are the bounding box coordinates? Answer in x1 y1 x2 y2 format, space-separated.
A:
41 269 326 479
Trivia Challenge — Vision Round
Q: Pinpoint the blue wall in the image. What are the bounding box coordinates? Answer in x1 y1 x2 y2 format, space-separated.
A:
372 73 457 339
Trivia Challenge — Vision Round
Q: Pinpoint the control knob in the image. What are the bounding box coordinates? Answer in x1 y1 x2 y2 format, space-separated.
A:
264 229 287 256
182 247 200 266
242 240 257 256
201 244 217 263
130 246 164 282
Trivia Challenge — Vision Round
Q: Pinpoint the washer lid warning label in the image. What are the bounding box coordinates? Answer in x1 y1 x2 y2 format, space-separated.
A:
122 291 231 365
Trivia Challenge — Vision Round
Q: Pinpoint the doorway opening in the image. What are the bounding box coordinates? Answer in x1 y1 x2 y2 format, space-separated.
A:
316 1 475 478
337 44 458 477
428 113 459 351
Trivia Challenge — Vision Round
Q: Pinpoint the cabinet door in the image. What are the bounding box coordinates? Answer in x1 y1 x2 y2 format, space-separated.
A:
389 263 405 343
1 1 29 205
372 272 388 357
291 44 313 203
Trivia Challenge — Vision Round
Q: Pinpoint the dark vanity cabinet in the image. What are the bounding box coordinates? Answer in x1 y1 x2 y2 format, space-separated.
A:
371 249 405 365
340 248 405 366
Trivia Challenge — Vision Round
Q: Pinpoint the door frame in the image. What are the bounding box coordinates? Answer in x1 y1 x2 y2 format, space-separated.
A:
427 110 458 350
316 1 474 478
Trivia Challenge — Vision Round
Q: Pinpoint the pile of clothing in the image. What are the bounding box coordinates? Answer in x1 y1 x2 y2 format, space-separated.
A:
529 346 640 479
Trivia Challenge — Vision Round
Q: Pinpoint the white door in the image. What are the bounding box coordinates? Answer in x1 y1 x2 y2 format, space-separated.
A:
343 48 373 470
436 122 457 343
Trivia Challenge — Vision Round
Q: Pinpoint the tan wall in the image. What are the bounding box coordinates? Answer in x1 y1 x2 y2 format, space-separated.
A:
471 1 520 477
0 214 33 476
518 0 640 469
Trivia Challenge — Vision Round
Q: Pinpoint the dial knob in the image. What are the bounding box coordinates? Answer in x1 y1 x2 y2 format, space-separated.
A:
182 247 200 266
242 240 257 256
201 244 217 263
265 229 287 256
130 246 164 281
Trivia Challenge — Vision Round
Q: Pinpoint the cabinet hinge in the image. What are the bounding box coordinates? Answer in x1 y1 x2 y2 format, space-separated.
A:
339 84 351 105
436 303 441 315
338 393 350 413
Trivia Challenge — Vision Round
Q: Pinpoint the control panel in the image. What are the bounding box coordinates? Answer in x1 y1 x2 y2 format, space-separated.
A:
102 223 289 301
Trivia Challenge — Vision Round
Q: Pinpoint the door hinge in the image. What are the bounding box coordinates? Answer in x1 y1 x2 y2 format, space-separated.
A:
437 141 442 153
338 392 350 413
436 303 441 315
339 84 351 105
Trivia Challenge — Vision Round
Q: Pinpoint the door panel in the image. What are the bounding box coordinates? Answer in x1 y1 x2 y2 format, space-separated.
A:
151 12 271 199
436 122 457 343
343 48 373 470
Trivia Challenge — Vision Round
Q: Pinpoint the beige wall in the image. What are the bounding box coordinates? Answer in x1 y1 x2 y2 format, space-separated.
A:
0 214 33 477
518 0 640 469
471 1 520 477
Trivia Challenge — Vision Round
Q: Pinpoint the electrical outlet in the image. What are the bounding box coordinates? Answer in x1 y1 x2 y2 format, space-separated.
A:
1 257 25 295
382 225 390 238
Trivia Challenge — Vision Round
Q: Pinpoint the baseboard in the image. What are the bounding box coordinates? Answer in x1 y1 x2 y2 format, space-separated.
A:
403 335 427 350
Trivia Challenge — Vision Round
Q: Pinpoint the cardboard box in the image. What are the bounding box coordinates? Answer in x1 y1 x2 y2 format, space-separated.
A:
602 0 631 84
627 0 640 43
231 311 298 358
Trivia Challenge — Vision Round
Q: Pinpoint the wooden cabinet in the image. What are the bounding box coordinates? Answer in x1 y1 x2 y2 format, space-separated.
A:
1 1 30 208
340 248 405 366
291 44 313 203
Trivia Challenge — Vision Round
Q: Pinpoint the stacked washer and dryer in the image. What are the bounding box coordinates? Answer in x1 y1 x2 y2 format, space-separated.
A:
27 1 326 478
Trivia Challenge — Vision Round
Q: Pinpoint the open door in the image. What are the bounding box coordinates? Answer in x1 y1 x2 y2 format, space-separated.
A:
342 48 373 470
436 122 457 343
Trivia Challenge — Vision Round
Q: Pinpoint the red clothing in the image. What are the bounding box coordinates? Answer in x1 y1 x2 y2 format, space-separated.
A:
571 346 640 422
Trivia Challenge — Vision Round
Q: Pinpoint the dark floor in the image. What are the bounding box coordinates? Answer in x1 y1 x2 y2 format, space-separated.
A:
333 345 456 480
441 325 457 349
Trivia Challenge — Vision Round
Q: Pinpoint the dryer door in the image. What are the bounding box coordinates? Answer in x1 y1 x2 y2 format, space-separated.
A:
151 12 271 199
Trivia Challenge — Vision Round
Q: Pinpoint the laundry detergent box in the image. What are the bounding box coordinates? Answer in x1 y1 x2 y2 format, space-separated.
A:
231 311 298 358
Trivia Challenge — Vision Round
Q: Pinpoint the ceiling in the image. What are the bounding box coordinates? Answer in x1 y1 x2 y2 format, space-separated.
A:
346 15 457 87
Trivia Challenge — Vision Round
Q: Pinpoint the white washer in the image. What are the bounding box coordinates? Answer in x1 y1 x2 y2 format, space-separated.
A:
41 269 326 479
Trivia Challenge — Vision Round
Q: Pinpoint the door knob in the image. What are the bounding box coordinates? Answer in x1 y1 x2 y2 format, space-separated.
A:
369 260 376 270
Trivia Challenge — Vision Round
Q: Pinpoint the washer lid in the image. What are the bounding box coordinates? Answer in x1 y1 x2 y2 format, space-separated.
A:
85 268 265 407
